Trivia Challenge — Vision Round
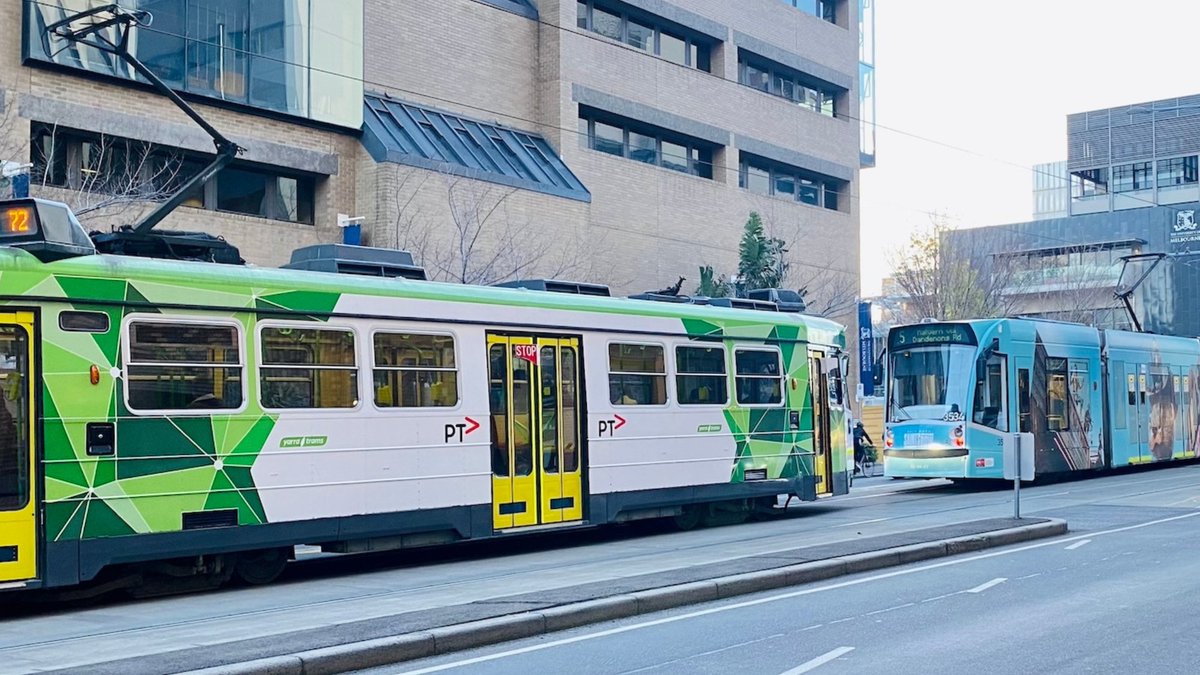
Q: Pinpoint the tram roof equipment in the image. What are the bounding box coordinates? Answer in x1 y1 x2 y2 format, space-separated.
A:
283 244 427 280
492 279 612 296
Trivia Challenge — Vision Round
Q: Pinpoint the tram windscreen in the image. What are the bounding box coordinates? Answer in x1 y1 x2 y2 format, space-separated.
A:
888 344 975 422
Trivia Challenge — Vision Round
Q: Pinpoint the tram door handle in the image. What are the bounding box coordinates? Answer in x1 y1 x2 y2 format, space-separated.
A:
87 422 116 456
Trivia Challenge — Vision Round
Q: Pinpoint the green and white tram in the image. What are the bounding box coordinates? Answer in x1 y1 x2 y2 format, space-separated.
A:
0 198 850 594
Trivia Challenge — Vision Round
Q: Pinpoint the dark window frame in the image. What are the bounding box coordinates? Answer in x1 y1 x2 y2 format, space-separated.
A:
738 154 844 212
576 0 714 71
1070 167 1108 198
1112 161 1153 193
579 109 716 179
738 51 842 118
29 122 316 225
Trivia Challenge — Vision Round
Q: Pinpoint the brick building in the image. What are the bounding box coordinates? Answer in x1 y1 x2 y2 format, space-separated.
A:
3 0 871 315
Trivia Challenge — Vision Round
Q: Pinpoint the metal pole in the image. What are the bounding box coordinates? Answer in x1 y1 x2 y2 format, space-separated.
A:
1013 434 1021 520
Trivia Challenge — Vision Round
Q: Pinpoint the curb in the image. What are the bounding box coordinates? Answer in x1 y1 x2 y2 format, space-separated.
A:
181 518 1068 675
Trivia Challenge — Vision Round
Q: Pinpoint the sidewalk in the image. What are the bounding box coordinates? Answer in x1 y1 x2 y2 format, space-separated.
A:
45 517 1067 675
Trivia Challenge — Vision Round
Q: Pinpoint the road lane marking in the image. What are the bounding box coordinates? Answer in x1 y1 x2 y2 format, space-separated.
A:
621 634 785 674
864 602 914 616
1065 539 1092 550
778 647 855 674
801 624 823 631
842 517 891 526
395 511 1200 674
966 578 1007 593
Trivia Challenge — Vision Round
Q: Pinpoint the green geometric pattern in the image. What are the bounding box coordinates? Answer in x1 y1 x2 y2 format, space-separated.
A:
0 248 845 541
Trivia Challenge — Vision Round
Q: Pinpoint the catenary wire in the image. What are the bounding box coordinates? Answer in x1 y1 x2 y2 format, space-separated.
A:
27 0 1198 268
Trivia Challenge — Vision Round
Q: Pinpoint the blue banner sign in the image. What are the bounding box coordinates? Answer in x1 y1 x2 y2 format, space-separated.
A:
858 301 874 397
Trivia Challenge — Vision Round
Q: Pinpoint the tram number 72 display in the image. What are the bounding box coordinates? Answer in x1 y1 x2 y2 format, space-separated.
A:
1 204 39 236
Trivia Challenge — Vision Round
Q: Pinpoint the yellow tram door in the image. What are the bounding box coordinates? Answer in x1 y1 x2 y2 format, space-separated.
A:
808 350 834 496
536 337 583 524
488 335 538 529
0 312 38 585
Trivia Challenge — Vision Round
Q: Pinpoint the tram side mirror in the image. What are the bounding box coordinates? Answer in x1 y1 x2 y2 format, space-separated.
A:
86 422 115 456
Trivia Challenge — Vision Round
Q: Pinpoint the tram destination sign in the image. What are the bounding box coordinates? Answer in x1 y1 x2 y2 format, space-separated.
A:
888 323 976 350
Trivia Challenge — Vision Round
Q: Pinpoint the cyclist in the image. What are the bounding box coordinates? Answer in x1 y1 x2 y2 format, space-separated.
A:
853 421 873 475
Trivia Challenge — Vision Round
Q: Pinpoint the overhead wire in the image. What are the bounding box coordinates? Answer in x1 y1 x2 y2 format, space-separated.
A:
26 0 1199 272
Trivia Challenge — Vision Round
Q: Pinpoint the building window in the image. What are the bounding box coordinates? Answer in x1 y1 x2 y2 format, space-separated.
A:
579 109 716 179
260 326 358 409
676 345 728 405
609 343 667 405
576 0 713 71
29 123 316 224
738 52 842 117
739 154 844 211
1112 162 1153 193
124 320 243 412
1070 168 1108 198
1158 156 1199 187
779 0 837 24
364 95 589 200
735 349 783 406
372 333 459 408
24 0 364 128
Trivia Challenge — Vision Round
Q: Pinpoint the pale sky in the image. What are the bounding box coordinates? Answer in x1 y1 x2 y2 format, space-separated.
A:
859 0 1200 296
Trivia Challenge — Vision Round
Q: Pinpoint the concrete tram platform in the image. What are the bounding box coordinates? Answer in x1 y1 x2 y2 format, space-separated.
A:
44 516 1066 675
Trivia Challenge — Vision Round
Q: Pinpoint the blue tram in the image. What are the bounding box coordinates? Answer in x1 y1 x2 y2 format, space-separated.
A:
883 319 1199 480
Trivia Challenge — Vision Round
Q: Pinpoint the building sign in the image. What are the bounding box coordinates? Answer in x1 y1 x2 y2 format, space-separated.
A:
858 301 875 397
888 323 977 350
1170 209 1200 254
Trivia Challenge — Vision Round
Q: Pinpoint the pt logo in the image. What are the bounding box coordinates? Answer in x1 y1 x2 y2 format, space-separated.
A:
598 414 626 437
444 416 481 443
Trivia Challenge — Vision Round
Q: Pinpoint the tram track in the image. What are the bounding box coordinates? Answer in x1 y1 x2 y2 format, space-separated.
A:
1 464 1198 656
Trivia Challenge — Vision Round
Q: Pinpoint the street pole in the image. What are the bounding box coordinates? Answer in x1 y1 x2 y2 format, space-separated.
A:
1013 433 1021 520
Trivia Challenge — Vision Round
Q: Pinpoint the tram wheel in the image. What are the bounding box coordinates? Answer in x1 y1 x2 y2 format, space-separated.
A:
673 505 703 531
233 547 291 586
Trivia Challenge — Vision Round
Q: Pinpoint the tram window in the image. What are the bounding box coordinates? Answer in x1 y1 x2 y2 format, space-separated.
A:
125 321 243 411
59 311 110 333
608 343 667 405
1070 362 1091 435
0 326 29 511
676 345 728 405
1017 368 1031 433
260 327 358 409
1046 357 1069 431
372 333 458 408
562 347 580 473
973 354 1008 432
490 345 509 477
735 349 783 405
1111 362 1126 429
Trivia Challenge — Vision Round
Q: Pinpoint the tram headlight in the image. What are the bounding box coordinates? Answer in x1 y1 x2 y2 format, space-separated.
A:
885 428 894 448
953 425 965 447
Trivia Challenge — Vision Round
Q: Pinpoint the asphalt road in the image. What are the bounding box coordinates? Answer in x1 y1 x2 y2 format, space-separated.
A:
4 465 1200 673
363 478 1200 674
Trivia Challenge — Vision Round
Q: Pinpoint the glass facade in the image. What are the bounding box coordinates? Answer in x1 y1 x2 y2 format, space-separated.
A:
1158 156 1199 187
579 110 715 179
1112 162 1153 193
30 123 316 224
739 155 843 211
1070 168 1108 198
24 0 363 128
738 53 840 118
577 0 712 71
